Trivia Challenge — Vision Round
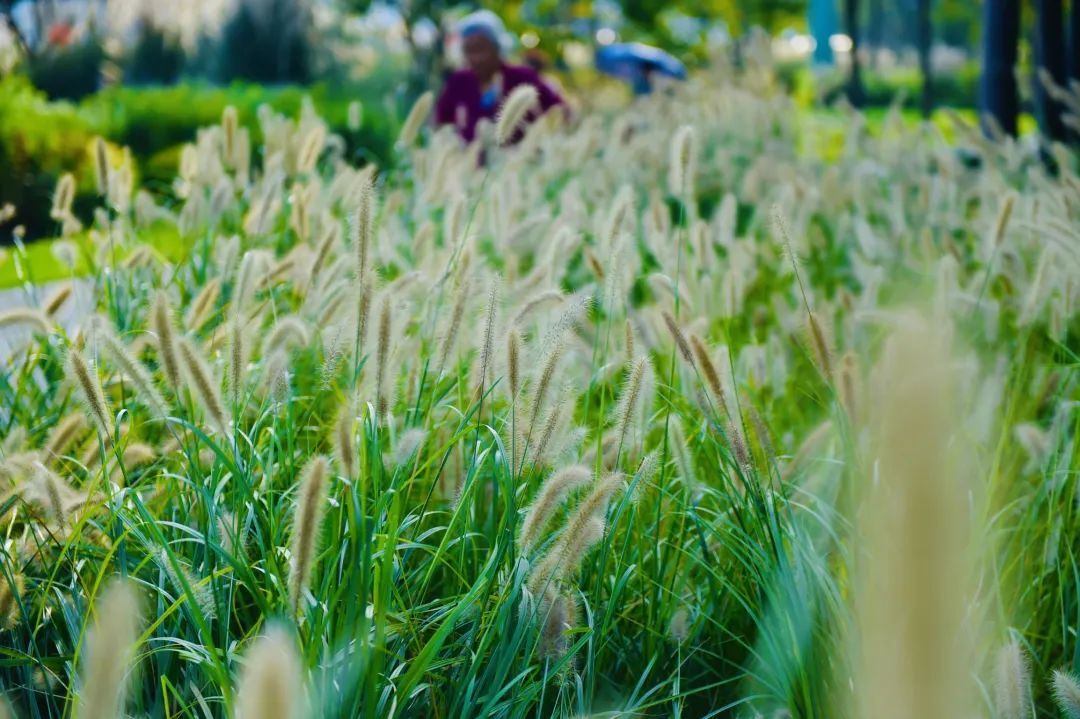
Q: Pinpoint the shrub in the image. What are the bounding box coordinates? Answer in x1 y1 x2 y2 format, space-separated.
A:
26 39 105 101
0 76 98 239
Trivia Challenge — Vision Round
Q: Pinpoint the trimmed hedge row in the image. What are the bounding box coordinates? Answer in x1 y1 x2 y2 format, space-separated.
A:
0 76 401 241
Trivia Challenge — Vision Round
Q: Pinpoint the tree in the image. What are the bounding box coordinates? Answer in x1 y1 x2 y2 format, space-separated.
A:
845 0 865 107
1035 0 1068 142
980 0 1021 136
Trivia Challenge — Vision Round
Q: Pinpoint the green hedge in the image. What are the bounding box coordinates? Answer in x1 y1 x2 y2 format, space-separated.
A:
0 76 401 241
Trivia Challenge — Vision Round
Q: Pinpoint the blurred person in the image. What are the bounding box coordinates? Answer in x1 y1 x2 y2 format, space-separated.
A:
595 42 686 96
435 10 565 144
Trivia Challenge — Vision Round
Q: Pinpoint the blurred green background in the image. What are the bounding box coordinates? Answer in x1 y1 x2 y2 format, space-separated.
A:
0 0 1070 243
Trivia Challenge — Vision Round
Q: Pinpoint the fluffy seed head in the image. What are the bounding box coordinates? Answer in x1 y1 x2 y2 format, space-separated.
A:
222 105 238 165
805 311 834 383
474 276 500 399
67 348 112 441
45 413 87 463
152 291 182 391
95 318 169 421
398 91 434 148
0 309 52 334
374 297 393 418
42 283 73 318
496 85 540 145
613 356 651 452
0 571 23 629
518 465 592 555
51 173 75 219
507 326 522 400
289 455 330 612
178 336 230 436
233 625 304 719
1051 669 1080 719
994 641 1032 719
332 401 357 479
662 311 694 366
689 335 727 417
185 278 222 331
78 580 141 719
93 137 110 197
668 124 696 196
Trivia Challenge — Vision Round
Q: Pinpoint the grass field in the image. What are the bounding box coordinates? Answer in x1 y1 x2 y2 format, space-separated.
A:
0 64 1078 719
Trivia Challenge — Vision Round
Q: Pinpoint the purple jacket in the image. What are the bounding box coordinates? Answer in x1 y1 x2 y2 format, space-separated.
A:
435 62 565 143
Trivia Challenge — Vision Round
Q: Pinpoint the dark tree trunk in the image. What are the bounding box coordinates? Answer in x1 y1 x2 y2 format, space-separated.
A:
845 0 865 107
1069 0 1080 85
980 0 1022 136
1035 0 1069 142
918 0 933 118
868 0 883 67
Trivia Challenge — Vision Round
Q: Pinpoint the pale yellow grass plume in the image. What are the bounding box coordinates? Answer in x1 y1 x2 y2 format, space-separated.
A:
539 589 578 660
994 640 1032 719
1052 669 1080 719
667 415 696 489
42 283 73 318
222 105 238 167
332 401 357 479
391 428 428 466
95 318 169 421
226 317 248 409
0 570 23 628
689 334 727 417
39 464 68 525
529 472 626 592
233 625 304 719
506 326 522 400
517 465 592 555
178 336 230 436
495 85 539 146
93 137 110 197
512 289 564 326
289 455 329 612
661 310 694 366
805 310 833 384
838 351 860 422
352 172 375 281
0 309 52 335
152 291 182 391
185 278 222 331
474 276 500 400
438 274 471 376
51 173 76 220
67 348 112 441
398 91 434 148
852 313 978 719
530 389 569 469
297 125 326 175
77 579 141 719
668 124 696 197
373 297 392 418
264 316 311 356
44 413 87 463
159 549 215 620
613 356 651 452
233 251 264 317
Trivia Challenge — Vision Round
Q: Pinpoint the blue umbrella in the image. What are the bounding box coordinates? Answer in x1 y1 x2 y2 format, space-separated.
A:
595 43 687 93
